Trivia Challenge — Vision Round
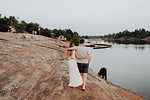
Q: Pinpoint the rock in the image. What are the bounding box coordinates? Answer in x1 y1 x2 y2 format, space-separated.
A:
142 36 150 43
0 32 144 100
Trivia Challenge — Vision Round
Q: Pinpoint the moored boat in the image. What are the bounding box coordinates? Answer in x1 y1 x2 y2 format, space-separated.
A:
85 40 112 49
94 44 112 49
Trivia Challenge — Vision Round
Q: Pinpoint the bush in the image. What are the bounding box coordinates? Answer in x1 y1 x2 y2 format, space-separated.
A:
71 33 80 46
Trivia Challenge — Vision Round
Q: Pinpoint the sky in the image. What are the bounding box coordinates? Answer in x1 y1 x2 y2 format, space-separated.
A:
0 0 150 36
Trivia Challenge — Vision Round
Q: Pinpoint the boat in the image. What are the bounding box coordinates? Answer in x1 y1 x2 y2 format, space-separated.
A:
84 44 95 47
94 44 112 49
85 43 112 49
85 40 112 49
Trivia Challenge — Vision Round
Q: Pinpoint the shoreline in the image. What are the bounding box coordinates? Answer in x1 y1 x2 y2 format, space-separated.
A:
0 32 144 100
88 68 144 99
102 36 150 44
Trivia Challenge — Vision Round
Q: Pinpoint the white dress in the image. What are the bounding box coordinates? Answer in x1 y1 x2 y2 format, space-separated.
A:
68 51 83 87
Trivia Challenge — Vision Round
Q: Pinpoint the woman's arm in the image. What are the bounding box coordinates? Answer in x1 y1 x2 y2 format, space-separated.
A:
66 51 70 60
75 51 88 59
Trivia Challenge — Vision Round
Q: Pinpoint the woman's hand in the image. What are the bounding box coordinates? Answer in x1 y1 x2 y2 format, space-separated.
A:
76 56 88 59
67 57 69 60
82 56 88 59
75 51 88 59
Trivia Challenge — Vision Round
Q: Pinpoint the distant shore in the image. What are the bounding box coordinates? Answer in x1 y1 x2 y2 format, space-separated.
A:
101 36 150 44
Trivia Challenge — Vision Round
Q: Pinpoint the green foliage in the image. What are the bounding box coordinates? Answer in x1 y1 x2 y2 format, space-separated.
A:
103 29 150 39
65 29 74 40
16 20 27 32
0 16 10 32
8 16 18 27
25 22 39 33
71 33 80 46
81 35 89 39
0 14 80 40
52 29 78 40
81 35 102 39
41 28 51 37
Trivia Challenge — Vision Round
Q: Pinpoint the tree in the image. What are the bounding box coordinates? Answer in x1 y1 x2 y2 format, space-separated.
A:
71 32 80 46
101 28 150 40
0 14 83 40
14 20 27 32
65 29 74 37
41 28 51 37
8 16 18 27
0 16 10 32
25 22 39 33
81 35 89 39
52 29 60 37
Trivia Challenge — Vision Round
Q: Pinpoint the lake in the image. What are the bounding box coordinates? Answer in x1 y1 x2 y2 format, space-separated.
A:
89 41 150 100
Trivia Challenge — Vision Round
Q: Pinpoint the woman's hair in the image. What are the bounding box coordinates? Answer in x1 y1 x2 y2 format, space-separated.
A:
67 42 74 57
69 42 74 47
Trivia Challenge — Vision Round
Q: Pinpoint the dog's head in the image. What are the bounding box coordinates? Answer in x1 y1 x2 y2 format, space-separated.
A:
99 67 106 73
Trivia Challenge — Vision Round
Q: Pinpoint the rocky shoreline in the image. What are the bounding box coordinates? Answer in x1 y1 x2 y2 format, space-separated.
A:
103 36 150 44
0 32 144 100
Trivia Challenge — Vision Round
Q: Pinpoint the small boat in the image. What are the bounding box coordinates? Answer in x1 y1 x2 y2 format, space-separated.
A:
94 44 112 49
84 44 95 47
85 40 112 49
93 46 111 49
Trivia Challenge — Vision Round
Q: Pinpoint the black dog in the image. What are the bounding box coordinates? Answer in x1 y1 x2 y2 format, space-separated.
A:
98 67 107 80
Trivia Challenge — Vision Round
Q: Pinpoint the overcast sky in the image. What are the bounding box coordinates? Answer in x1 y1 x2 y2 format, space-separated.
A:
0 0 150 35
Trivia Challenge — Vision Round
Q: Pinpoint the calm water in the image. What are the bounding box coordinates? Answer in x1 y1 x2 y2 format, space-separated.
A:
89 41 150 100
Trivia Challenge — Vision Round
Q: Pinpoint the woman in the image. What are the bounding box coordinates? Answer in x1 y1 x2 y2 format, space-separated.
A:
67 42 87 87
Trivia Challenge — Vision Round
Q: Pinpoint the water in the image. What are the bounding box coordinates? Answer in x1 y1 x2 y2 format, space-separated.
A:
89 41 150 100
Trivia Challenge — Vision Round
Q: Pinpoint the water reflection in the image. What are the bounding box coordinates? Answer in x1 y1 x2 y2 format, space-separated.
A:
104 40 148 50
105 40 150 45
89 41 150 100
134 45 145 50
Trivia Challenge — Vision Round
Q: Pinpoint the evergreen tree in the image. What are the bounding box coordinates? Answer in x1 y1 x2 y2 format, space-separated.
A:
71 33 80 46
0 14 82 40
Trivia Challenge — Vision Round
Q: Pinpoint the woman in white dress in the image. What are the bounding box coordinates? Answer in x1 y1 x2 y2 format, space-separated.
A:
67 42 87 87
